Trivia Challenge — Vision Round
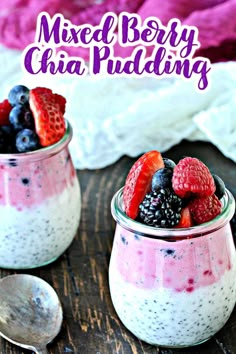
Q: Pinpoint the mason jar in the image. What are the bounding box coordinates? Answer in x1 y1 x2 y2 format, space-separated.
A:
109 187 236 348
0 121 81 269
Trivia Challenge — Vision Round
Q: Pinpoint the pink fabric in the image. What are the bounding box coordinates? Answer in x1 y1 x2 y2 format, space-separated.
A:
0 0 235 62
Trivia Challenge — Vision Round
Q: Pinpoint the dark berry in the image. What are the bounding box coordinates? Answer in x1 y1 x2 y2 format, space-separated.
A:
163 157 176 169
212 174 225 199
139 188 182 228
0 128 5 152
151 167 173 191
8 158 17 167
21 177 30 185
8 85 30 106
15 129 39 152
0 126 16 153
230 212 236 242
9 105 34 132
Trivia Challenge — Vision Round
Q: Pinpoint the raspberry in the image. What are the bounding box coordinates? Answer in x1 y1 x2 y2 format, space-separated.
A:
189 194 222 225
172 157 215 198
0 99 12 126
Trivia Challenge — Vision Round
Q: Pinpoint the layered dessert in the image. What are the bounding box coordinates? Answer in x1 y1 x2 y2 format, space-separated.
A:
109 151 236 347
0 85 81 268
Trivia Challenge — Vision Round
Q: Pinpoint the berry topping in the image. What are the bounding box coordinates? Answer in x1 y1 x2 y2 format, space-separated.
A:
0 99 12 126
163 157 176 169
1 125 16 153
29 87 66 147
175 206 193 228
151 167 173 191
139 188 182 228
123 151 164 219
8 85 29 106
172 157 215 198
212 174 225 200
54 94 66 115
189 194 222 224
15 129 39 152
9 104 34 132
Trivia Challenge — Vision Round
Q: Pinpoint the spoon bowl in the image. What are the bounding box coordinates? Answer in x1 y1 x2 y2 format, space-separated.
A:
0 274 63 354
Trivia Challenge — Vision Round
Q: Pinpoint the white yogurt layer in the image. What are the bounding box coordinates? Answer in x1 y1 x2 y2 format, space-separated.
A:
0 179 81 269
109 261 236 347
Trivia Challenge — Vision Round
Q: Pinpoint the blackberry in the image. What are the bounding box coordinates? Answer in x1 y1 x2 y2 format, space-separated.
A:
139 188 182 228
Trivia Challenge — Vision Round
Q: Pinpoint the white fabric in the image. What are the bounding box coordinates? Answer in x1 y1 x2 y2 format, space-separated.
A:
1 44 235 169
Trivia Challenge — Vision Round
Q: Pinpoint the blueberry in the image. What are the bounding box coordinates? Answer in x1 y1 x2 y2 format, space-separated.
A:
151 167 173 191
9 105 34 132
212 174 225 199
8 85 30 106
163 158 176 169
15 129 39 152
8 158 17 167
21 177 30 185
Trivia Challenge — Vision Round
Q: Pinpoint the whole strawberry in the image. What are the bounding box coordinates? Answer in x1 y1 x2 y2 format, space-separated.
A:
172 157 215 198
189 194 222 224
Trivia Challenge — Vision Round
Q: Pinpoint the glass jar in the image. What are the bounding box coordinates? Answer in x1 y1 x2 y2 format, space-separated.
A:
0 121 81 269
109 187 236 348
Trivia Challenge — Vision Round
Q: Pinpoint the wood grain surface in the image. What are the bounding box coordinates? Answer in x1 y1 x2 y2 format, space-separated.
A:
0 140 235 354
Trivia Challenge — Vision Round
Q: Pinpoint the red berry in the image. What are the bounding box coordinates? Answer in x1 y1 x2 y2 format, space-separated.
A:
175 206 194 228
32 88 66 115
189 194 222 225
123 151 164 219
29 87 66 147
172 157 215 198
54 94 66 114
0 99 12 125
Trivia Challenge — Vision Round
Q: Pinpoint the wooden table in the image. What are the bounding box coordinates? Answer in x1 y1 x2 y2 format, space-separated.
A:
0 140 235 354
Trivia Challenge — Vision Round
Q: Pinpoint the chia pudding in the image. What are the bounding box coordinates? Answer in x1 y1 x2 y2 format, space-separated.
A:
109 152 236 348
0 122 81 269
109 217 236 347
0 85 81 268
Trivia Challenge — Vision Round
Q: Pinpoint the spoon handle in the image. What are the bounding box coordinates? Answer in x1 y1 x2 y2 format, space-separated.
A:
35 347 49 354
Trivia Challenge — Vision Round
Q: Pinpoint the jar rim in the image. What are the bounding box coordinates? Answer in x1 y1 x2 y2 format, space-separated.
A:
0 119 72 163
111 187 235 239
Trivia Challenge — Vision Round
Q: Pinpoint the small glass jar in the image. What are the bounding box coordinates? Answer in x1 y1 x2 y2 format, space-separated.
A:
0 121 81 269
109 187 236 348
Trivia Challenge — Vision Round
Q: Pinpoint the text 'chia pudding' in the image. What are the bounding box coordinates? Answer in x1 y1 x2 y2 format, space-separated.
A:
109 150 236 348
0 85 81 269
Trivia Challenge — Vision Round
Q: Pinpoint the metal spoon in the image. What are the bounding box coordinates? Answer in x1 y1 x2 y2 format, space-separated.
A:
0 274 63 354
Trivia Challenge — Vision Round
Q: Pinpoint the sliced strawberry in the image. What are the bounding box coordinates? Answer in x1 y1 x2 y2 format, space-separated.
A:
32 87 52 96
32 88 66 115
29 88 66 147
0 99 12 125
54 94 66 114
175 206 194 228
123 151 164 219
